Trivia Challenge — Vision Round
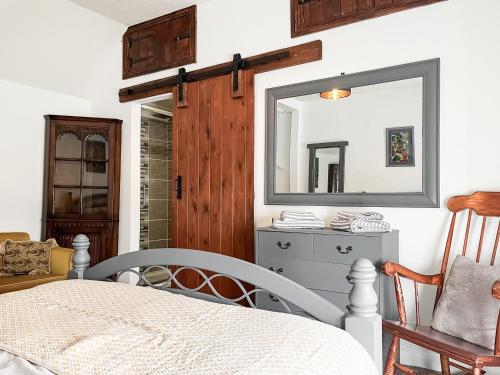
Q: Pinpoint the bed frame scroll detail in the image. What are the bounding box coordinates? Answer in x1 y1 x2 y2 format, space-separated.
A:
69 234 382 372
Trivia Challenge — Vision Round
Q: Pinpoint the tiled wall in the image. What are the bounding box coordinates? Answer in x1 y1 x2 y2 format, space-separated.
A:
140 111 172 250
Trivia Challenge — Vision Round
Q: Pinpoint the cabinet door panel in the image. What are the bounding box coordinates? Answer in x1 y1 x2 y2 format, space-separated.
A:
324 0 342 19
374 0 393 6
127 30 156 70
340 0 358 16
291 0 444 37
357 0 374 11
168 14 194 64
123 6 196 79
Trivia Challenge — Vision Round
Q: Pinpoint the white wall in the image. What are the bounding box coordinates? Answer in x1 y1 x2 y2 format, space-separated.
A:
0 79 90 239
93 0 500 369
0 0 128 246
0 0 125 98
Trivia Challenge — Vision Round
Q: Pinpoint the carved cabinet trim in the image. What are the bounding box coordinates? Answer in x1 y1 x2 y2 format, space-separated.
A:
123 5 196 79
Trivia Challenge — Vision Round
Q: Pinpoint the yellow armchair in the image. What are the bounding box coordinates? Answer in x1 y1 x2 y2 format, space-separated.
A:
0 232 74 294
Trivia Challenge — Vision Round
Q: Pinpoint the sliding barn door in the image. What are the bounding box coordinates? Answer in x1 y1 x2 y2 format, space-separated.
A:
172 70 254 299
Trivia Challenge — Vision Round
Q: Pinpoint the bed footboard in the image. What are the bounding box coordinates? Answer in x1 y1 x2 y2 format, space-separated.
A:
69 234 382 373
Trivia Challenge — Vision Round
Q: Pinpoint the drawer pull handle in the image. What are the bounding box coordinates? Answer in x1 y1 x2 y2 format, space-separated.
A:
346 275 353 284
337 245 353 254
277 241 291 250
269 267 284 274
269 294 279 302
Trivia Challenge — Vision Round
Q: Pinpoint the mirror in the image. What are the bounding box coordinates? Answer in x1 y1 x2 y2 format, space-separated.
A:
266 59 439 207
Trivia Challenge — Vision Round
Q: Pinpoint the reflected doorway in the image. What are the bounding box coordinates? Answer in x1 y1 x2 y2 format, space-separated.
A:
140 98 173 250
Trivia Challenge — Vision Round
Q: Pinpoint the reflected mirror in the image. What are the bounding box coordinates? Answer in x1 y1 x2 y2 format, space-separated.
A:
266 59 439 207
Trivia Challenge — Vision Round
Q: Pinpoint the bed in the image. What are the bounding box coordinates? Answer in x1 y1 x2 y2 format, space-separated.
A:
0 234 382 375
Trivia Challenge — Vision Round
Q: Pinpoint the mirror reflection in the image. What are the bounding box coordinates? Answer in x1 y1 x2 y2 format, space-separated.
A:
275 77 423 194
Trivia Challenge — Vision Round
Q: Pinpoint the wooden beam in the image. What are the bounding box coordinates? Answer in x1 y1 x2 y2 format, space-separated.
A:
119 40 322 103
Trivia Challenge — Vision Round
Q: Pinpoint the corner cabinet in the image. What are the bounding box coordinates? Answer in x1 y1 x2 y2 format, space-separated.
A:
291 0 445 37
42 115 122 266
123 5 196 79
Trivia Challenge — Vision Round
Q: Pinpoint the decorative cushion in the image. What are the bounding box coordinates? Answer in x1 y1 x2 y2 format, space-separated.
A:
0 241 4 267
0 239 58 277
431 255 500 350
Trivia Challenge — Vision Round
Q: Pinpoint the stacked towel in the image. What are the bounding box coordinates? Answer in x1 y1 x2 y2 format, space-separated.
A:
337 211 384 222
331 211 390 233
272 211 325 229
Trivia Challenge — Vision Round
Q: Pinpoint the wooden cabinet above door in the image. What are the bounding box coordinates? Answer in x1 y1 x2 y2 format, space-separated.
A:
291 0 445 37
123 6 196 79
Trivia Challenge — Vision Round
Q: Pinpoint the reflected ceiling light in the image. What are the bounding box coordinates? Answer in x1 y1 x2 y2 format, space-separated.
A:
319 88 351 100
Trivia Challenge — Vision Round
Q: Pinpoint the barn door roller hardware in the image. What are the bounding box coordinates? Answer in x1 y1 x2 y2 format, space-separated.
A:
177 68 188 108
119 40 323 103
231 53 248 98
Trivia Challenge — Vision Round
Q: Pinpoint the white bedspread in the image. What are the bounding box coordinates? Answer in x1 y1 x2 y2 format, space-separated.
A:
0 280 377 375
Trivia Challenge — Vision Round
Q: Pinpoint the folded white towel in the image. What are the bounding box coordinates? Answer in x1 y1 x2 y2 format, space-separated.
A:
337 211 384 222
273 217 325 229
331 219 390 233
280 210 319 221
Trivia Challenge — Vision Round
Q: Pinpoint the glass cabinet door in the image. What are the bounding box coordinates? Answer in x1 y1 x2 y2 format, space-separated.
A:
56 132 82 159
54 188 81 214
52 129 110 217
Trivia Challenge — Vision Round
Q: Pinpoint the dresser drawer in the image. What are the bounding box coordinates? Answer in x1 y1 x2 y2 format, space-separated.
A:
258 231 313 261
258 257 356 293
256 289 350 315
313 233 381 265
256 291 302 313
313 290 350 313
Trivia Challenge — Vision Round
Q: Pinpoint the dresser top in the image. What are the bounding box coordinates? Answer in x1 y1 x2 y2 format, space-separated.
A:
257 226 398 237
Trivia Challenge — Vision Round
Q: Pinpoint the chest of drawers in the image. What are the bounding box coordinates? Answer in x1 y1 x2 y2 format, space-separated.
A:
255 227 399 320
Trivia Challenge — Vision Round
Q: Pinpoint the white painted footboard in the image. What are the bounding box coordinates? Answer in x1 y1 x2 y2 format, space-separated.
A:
69 234 382 373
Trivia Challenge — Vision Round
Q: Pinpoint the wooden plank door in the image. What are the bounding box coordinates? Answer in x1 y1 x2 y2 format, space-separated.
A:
171 70 254 300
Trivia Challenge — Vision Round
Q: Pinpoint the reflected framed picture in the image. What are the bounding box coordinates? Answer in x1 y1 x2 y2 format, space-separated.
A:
386 126 415 167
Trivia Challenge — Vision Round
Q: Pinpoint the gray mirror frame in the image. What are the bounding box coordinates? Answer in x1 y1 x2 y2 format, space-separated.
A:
265 59 440 208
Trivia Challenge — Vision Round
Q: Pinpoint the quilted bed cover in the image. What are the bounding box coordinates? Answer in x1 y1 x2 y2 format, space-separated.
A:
0 280 377 374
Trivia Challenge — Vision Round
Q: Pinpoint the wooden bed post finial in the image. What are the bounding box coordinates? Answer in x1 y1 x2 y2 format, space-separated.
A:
345 258 383 374
68 234 91 280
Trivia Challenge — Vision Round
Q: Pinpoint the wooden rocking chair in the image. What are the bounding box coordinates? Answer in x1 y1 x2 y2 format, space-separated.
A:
382 192 500 375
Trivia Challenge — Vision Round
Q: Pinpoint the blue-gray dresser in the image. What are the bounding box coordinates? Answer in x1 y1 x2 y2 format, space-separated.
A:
255 227 399 320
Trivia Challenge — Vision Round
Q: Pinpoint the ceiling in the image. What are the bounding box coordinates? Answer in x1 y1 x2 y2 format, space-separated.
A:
69 0 214 26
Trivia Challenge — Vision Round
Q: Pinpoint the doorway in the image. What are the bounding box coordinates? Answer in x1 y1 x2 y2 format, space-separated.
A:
139 99 173 251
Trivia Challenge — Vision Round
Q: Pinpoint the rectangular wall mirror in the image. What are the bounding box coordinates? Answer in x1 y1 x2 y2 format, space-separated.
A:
266 59 439 207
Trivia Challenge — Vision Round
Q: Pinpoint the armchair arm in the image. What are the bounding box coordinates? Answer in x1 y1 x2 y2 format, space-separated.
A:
381 262 445 286
493 281 500 300
381 262 445 324
50 247 75 276
494 281 500 356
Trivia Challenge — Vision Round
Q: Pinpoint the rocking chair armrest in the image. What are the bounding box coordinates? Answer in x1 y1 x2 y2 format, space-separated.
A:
493 280 500 300
381 262 445 286
495 281 500 356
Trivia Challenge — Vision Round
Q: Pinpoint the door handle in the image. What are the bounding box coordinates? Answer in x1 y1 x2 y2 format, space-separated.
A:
175 33 191 42
175 176 182 199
